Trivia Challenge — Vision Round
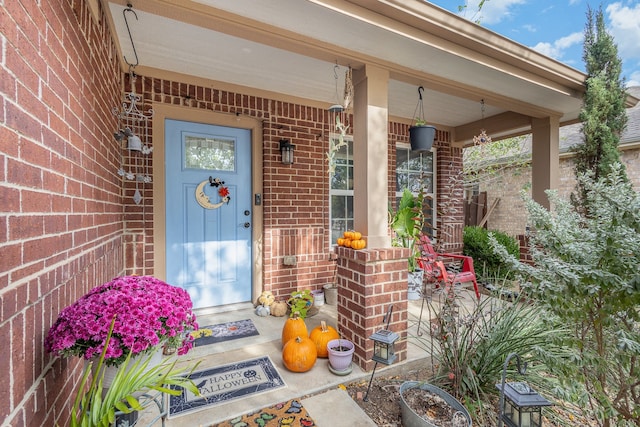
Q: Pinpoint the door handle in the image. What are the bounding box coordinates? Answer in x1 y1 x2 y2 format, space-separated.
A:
243 222 251 228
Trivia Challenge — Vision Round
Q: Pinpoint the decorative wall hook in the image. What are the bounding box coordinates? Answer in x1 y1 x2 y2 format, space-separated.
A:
122 4 140 68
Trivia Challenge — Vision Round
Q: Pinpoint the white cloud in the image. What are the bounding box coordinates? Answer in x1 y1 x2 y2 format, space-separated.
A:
627 70 640 88
568 0 581 5
462 0 527 25
531 32 583 60
522 24 536 33
606 2 640 61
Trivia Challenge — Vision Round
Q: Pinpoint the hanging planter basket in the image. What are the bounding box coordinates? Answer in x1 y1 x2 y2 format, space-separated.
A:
409 125 436 152
409 86 436 152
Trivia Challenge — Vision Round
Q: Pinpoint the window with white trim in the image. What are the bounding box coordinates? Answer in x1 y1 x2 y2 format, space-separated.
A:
329 135 354 245
395 146 436 236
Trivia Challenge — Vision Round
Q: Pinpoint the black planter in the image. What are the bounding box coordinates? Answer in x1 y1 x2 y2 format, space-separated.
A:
409 125 436 152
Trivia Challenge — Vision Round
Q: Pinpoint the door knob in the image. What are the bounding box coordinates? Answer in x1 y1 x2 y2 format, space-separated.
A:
243 222 251 228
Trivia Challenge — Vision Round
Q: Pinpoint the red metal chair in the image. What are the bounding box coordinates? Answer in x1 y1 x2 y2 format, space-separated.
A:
416 236 480 299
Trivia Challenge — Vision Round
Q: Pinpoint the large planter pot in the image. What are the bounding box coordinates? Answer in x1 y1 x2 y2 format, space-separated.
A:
400 381 472 427
327 338 355 373
409 125 436 152
90 346 164 390
407 270 424 300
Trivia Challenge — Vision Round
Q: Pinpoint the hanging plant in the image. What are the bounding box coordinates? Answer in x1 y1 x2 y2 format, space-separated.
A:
409 86 437 152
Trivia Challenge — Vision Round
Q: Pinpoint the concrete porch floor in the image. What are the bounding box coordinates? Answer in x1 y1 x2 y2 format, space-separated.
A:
138 288 481 426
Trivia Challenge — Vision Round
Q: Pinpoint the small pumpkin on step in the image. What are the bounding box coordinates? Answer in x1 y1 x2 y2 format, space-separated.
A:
255 304 270 317
270 300 288 317
282 336 317 372
309 321 340 358
281 313 308 348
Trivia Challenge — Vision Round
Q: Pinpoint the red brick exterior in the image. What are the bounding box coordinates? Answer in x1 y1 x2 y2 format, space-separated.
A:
1 2 123 426
336 246 409 371
0 1 465 425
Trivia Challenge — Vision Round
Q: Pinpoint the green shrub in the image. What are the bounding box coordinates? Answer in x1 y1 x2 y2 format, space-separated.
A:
413 294 571 424
463 226 519 279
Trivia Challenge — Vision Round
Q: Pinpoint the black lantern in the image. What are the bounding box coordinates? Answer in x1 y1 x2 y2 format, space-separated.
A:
369 329 399 365
497 353 553 427
279 139 294 165
364 305 398 402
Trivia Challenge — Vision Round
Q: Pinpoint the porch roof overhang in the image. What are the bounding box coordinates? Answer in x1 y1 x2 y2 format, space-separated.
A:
103 0 599 145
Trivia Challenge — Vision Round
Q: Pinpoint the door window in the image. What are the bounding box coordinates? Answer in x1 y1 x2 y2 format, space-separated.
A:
184 135 235 171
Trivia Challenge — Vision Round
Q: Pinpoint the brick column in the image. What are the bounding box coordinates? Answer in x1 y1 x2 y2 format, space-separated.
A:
336 246 409 371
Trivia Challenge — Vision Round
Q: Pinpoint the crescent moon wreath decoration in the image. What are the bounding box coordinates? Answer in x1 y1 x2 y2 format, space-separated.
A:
195 177 231 210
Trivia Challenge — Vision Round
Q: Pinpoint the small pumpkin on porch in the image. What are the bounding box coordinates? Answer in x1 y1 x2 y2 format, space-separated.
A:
282 336 317 372
270 300 288 317
350 239 366 250
308 321 340 358
281 313 308 348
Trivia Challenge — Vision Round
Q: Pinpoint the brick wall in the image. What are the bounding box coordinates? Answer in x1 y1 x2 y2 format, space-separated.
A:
1 1 123 426
478 147 640 237
336 246 409 371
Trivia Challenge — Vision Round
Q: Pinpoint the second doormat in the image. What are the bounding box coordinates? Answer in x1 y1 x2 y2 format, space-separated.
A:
214 399 316 427
169 356 286 417
191 319 259 348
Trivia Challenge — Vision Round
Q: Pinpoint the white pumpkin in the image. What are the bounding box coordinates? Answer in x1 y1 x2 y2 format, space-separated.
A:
255 304 271 317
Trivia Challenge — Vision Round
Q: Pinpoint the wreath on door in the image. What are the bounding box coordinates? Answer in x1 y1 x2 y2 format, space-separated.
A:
195 177 231 210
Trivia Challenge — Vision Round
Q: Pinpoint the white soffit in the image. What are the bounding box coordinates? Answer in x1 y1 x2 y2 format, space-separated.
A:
108 0 584 128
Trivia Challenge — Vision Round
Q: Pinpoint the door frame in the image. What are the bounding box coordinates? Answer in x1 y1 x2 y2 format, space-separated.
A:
152 103 264 306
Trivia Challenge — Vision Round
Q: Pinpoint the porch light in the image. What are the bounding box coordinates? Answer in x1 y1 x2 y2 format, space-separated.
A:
496 353 553 427
279 139 295 165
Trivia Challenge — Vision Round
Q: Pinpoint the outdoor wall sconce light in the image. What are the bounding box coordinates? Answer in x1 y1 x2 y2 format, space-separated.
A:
496 353 553 427
364 305 399 401
279 139 295 165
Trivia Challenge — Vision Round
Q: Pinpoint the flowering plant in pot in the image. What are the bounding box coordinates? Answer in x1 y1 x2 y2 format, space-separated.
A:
45 275 199 367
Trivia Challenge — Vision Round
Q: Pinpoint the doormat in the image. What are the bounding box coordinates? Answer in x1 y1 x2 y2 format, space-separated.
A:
168 356 286 418
213 399 316 427
191 319 259 348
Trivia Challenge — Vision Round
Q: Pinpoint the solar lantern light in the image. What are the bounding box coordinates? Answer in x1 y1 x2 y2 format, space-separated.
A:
496 353 553 427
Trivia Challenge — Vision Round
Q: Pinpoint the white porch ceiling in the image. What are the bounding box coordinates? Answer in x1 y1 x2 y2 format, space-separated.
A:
104 0 587 141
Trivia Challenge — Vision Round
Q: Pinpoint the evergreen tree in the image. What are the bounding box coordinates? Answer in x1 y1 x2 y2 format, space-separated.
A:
573 6 628 206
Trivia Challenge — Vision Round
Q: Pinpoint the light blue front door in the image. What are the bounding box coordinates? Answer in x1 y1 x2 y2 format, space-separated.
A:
165 119 252 308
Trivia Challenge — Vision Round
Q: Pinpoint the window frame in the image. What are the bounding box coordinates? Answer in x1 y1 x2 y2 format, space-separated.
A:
395 143 437 238
328 132 355 247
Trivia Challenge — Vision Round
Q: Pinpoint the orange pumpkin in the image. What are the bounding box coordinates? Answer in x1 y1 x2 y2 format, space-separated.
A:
351 239 366 250
343 238 352 248
343 231 354 240
282 336 317 372
281 313 308 347
352 231 362 240
336 237 345 246
308 321 340 358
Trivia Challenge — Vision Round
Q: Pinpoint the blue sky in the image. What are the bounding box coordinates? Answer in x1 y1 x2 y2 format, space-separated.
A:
430 0 640 87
